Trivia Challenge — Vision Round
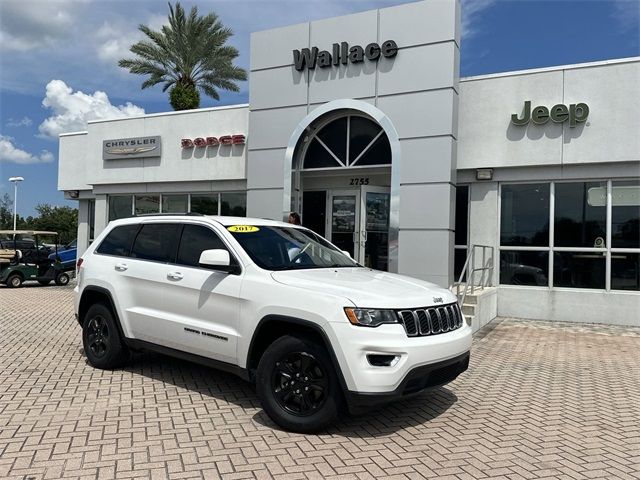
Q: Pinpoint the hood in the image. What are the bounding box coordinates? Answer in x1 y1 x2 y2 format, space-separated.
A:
270 267 457 309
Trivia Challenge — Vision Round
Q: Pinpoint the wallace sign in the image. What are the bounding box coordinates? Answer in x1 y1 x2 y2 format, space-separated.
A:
293 40 398 71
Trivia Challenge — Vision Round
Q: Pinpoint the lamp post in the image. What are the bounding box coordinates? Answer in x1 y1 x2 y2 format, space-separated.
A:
8 176 24 232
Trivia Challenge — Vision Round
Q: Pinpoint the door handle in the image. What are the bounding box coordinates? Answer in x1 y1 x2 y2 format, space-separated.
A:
114 263 128 272
167 271 183 281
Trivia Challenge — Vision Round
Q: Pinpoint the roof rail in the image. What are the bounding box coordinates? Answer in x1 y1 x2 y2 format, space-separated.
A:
134 212 205 217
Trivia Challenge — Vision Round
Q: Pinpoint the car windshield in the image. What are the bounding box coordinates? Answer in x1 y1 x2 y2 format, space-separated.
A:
228 225 359 271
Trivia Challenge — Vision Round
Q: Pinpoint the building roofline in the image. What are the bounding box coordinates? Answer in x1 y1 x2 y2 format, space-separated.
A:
85 103 250 125
59 131 88 137
460 56 640 83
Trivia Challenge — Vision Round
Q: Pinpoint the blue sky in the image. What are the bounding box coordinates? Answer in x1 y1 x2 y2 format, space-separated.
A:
0 0 638 216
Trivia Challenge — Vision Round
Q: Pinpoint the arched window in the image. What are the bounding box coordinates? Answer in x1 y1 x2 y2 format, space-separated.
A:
299 114 391 169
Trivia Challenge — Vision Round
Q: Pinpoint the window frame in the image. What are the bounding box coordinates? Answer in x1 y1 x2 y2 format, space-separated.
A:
106 192 248 220
498 178 640 292
296 113 392 171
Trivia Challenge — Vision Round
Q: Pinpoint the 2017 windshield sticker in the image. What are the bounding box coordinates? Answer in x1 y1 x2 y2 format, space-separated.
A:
227 225 260 233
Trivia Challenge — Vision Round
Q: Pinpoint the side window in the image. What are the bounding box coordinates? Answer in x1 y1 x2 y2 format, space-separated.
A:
177 224 227 268
96 225 139 257
130 224 181 262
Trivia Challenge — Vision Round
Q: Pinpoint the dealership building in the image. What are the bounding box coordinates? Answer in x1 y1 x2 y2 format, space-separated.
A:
58 0 640 325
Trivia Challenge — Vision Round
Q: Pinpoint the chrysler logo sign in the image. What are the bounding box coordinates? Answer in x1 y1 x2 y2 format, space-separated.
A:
293 40 398 71
103 136 162 160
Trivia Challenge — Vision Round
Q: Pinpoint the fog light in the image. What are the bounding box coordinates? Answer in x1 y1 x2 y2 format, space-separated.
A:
367 354 400 367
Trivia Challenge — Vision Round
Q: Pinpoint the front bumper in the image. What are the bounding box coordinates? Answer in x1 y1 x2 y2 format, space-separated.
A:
344 350 470 409
328 319 472 393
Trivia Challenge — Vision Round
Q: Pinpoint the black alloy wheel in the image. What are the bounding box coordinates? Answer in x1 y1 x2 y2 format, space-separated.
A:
86 315 110 360
272 352 328 416
82 303 129 369
256 335 342 433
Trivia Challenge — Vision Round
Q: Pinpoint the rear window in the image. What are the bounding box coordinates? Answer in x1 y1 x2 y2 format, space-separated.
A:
96 225 139 257
130 224 181 263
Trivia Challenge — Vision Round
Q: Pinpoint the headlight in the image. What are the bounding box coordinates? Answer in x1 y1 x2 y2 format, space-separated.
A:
344 308 399 327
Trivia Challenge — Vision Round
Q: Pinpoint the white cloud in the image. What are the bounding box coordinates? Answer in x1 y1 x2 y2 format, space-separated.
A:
0 135 54 164
0 0 83 52
38 80 145 139
460 0 497 39
95 14 167 64
6 117 33 127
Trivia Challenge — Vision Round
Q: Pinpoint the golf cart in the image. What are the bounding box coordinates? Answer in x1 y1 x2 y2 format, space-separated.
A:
0 230 73 288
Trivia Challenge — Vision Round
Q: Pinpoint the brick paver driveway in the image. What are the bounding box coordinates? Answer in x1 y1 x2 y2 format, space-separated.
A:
1 285 639 480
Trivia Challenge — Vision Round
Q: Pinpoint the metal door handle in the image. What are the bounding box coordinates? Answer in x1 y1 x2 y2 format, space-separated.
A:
114 263 128 272
362 230 368 242
167 271 183 281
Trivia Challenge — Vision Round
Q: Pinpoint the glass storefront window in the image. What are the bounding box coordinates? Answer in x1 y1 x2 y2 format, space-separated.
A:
220 192 247 216
611 253 640 291
162 194 188 213
500 184 549 246
191 194 219 215
554 182 606 248
500 179 640 291
108 196 133 221
500 251 549 286
553 251 606 289
611 180 640 248
134 195 160 215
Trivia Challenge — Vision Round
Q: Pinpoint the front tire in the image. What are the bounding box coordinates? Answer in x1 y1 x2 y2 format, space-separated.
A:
7 274 23 288
256 335 342 433
82 303 129 369
55 272 70 286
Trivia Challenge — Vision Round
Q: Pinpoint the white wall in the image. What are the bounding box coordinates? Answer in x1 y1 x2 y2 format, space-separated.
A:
58 106 249 192
458 58 640 170
248 0 461 287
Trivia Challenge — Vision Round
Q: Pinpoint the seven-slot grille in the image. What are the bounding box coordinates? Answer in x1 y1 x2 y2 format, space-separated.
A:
397 303 463 337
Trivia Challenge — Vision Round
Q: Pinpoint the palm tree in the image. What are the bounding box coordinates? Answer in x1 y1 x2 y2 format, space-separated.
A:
119 2 247 110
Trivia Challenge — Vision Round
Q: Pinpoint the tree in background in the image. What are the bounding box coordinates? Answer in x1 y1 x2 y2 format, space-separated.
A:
0 194 14 229
29 205 78 244
118 2 246 110
0 196 77 244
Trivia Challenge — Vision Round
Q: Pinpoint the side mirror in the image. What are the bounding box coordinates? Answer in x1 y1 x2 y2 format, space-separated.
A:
341 250 352 258
199 249 230 268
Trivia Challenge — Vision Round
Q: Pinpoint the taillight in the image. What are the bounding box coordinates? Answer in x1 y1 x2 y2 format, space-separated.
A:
76 258 84 269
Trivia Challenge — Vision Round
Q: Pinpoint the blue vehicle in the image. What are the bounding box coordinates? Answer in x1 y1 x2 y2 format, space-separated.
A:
49 239 77 269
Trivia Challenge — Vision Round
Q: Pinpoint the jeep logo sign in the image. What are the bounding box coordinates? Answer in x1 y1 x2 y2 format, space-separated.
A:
511 101 589 127
293 40 398 71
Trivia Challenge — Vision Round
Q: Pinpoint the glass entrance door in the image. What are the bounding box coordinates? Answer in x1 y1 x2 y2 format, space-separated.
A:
328 190 360 260
361 186 391 270
321 186 390 269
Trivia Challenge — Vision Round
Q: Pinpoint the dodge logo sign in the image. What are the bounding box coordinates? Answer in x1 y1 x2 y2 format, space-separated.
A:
181 135 246 148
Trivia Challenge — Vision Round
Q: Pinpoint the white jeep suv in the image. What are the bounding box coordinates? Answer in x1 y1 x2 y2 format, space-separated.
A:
75 215 471 432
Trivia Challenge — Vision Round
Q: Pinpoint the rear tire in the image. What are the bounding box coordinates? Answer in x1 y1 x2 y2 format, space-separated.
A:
55 272 70 286
7 274 23 288
256 335 342 433
82 303 129 369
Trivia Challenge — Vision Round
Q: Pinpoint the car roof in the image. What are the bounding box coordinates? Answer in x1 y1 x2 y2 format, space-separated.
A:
109 215 296 229
0 230 58 236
